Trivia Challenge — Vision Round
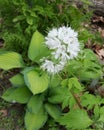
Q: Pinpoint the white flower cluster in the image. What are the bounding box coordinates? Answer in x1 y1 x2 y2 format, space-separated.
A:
41 26 80 74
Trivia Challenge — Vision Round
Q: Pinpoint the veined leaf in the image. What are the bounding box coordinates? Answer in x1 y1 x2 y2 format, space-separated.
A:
28 31 49 62
0 51 25 70
24 68 49 94
48 86 69 104
98 106 104 122
50 75 61 88
45 103 61 119
25 107 48 130
9 73 25 87
27 94 44 114
81 93 101 109
80 69 102 81
2 86 32 104
68 77 82 91
58 109 93 129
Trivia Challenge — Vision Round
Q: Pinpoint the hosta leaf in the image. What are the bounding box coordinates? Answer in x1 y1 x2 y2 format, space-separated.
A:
28 31 49 62
0 51 24 70
48 86 69 104
45 103 61 119
58 109 93 129
27 94 44 114
50 75 61 88
24 68 49 94
9 73 25 87
2 86 32 104
25 107 48 130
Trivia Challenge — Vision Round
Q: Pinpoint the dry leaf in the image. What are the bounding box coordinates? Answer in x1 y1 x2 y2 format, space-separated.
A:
96 48 104 59
0 109 8 117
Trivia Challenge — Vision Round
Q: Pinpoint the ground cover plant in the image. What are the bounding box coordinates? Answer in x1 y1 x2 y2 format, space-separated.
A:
0 0 104 130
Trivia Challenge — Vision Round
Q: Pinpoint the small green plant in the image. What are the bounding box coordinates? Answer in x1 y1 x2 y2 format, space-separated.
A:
0 26 103 130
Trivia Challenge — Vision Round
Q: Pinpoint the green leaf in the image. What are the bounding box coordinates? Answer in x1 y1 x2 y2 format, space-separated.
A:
24 68 49 94
48 86 69 104
27 94 44 114
58 109 93 129
81 93 101 109
50 75 61 88
68 77 82 91
28 31 49 62
0 51 25 70
83 49 98 61
80 69 102 81
26 16 34 25
9 73 25 87
98 106 104 122
2 86 32 104
45 103 61 119
25 107 48 130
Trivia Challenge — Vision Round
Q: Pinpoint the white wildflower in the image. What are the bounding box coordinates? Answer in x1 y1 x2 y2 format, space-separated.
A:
45 26 80 61
41 59 65 74
52 44 66 59
41 26 80 74
47 28 58 38
45 37 61 49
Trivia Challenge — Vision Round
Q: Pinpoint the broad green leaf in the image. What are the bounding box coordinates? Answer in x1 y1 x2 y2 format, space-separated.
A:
28 31 49 62
0 51 25 70
58 109 93 129
80 69 102 81
24 68 49 94
50 75 61 88
68 77 82 91
9 73 25 87
45 103 61 119
27 94 44 114
2 86 32 104
25 107 48 130
48 86 69 104
48 86 75 109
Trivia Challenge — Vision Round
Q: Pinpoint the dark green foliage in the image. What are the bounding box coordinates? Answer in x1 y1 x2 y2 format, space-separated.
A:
0 0 92 58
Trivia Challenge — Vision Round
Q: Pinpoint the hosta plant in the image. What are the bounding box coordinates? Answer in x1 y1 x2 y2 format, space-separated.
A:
0 27 103 130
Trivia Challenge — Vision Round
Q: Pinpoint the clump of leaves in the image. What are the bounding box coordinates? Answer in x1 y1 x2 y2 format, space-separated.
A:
0 30 103 130
0 0 94 58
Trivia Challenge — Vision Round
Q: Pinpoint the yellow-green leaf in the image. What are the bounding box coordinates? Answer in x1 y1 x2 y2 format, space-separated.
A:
24 68 49 94
0 51 24 70
27 94 44 114
45 103 61 119
25 107 48 130
28 31 49 62
9 73 25 87
2 86 32 104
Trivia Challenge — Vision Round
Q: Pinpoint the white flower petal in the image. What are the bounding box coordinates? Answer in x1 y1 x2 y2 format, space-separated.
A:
41 26 80 74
